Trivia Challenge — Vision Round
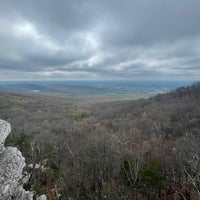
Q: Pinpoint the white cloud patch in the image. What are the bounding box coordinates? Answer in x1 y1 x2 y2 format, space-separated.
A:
0 0 200 80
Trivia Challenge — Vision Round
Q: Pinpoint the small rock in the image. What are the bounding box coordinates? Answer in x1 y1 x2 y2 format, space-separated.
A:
37 194 47 200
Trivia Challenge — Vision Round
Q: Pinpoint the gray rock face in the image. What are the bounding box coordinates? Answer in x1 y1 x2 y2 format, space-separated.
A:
0 147 25 199
0 120 11 153
0 119 46 200
13 186 34 200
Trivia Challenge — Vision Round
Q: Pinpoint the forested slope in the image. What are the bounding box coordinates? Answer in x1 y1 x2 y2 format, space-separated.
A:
0 82 200 200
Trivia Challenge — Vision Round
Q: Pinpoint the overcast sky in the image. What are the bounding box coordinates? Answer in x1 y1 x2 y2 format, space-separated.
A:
0 0 200 80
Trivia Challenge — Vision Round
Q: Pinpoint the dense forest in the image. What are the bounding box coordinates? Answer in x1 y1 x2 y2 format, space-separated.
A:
1 82 200 200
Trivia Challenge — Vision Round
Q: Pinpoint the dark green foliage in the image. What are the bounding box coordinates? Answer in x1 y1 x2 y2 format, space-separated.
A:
141 158 165 186
69 108 90 120
5 132 31 156
40 168 60 184
141 157 165 199
33 181 43 195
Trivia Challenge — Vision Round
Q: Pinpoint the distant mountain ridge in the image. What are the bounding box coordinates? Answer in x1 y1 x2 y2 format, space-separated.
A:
0 80 193 99
152 81 200 100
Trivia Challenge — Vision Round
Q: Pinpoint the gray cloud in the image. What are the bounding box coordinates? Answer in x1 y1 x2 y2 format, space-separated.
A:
0 0 200 80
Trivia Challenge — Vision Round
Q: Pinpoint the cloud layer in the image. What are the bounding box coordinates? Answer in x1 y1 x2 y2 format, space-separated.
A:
1 0 200 80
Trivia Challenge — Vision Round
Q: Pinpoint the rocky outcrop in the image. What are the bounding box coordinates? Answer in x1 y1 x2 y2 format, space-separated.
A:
0 119 46 200
0 146 26 199
0 120 11 153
